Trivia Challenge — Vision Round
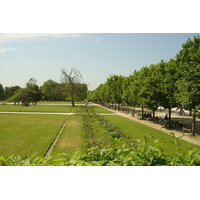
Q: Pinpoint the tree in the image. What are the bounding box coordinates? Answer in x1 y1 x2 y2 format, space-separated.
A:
8 88 31 106
157 59 179 126
74 83 88 102
26 78 41 105
61 68 85 106
0 84 5 100
4 86 21 100
175 35 200 135
106 75 124 110
127 71 140 108
41 79 60 101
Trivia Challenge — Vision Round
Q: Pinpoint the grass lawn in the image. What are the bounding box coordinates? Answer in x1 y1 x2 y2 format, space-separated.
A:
0 114 67 157
0 104 113 114
0 104 76 113
52 113 113 158
104 115 199 156
38 101 86 104
88 105 113 113
52 115 86 157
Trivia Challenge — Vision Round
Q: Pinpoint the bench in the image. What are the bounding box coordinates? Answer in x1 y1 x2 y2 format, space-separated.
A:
182 127 196 137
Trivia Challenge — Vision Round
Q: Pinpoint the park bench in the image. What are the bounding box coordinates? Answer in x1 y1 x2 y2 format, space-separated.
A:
182 127 199 137
182 127 192 137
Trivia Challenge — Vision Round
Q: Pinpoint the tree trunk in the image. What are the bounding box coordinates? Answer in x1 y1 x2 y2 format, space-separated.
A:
71 94 75 106
168 108 171 127
152 110 155 123
192 113 196 136
142 105 144 119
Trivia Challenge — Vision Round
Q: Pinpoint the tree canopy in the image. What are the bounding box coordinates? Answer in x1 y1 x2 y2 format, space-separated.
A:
89 35 200 135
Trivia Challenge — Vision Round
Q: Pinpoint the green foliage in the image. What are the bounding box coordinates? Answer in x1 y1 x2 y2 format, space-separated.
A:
1 135 200 166
0 84 5 100
4 85 21 100
175 35 200 110
40 79 67 101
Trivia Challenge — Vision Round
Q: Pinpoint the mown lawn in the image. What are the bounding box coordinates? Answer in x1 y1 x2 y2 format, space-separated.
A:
104 115 199 156
0 104 113 114
88 105 113 113
0 104 75 113
0 114 67 157
38 101 87 104
52 115 85 157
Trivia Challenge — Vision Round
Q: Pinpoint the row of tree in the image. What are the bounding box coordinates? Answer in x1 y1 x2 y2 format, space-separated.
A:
0 69 88 106
88 35 200 136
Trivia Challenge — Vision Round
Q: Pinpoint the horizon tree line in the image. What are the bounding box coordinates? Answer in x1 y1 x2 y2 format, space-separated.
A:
0 68 88 106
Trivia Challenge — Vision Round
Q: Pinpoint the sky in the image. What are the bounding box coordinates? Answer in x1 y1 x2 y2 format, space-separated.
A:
0 33 199 91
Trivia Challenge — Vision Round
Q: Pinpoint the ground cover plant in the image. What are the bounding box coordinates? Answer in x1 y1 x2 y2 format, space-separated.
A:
103 115 199 156
0 114 67 157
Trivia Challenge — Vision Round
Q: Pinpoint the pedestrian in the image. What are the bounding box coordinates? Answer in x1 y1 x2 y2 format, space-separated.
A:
164 114 169 128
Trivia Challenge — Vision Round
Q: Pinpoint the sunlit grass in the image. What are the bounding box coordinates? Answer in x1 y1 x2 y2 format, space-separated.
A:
103 115 199 156
0 114 67 157
0 104 73 113
52 115 85 157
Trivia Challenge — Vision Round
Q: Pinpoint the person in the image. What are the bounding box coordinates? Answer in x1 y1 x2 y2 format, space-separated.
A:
164 114 169 120
143 112 148 118
164 114 169 128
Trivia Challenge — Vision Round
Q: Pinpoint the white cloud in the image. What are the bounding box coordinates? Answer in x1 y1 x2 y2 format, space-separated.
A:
0 47 17 54
0 33 83 43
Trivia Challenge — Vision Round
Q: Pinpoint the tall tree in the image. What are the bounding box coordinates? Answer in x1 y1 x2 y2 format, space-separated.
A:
61 68 84 106
41 79 59 101
128 71 140 108
26 78 41 105
175 35 200 135
106 75 124 110
158 59 178 126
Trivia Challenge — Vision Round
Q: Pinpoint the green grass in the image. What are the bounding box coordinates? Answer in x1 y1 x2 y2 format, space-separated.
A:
1 104 199 160
103 115 199 156
88 105 113 113
52 115 85 157
38 101 86 104
0 114 67 157
0 104 78 113
0 104 112 114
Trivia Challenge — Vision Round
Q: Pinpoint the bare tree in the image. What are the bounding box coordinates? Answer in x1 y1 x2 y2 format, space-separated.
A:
61 68 83 106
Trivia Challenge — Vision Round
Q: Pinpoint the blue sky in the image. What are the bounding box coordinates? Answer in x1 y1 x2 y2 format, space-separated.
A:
0 33 199 90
